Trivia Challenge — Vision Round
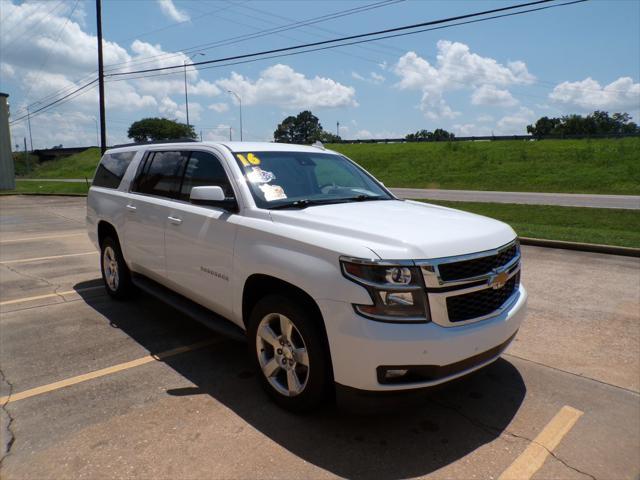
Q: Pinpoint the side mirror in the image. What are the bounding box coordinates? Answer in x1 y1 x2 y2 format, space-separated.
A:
189 186 238 212
190 186 225 202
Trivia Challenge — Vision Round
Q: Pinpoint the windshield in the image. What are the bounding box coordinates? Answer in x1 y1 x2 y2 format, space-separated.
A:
233 151 393 209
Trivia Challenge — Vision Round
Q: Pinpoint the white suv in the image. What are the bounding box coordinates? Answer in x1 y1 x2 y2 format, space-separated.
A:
87 141 527 411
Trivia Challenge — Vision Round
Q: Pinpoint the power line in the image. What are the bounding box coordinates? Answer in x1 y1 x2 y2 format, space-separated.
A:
102 0 401 72
105 0 561 78
9 79 98 125
12 0 594 125
107 0 586 82
21 0 81 104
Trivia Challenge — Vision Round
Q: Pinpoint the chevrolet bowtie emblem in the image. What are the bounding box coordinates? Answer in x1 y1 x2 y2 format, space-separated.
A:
489 270 509 289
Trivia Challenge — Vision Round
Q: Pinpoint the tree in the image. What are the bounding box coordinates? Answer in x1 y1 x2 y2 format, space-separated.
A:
526 116 562 138
273 111 327 144
127 117 196 143
526 111 639 137
405 128 454 141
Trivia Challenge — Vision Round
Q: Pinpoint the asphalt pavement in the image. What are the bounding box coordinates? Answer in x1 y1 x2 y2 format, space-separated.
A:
15 180 640 209
1 195 638 479
391 188 640 209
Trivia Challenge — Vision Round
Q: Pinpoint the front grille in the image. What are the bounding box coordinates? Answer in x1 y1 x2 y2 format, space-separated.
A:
446 272 520 322
438 243 518 282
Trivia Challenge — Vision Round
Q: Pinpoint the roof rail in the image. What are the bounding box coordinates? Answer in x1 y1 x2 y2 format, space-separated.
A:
109 138 198 149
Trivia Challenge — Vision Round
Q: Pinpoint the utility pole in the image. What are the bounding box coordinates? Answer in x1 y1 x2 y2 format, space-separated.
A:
229 126 232 141
200 129 203 141
337 121 340 138
27 106 33 151
24 137 28 173
96 0 106 154
227 90 242 141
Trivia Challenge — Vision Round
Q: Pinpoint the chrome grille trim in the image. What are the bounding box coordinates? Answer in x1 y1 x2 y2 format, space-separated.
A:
416 239 521 327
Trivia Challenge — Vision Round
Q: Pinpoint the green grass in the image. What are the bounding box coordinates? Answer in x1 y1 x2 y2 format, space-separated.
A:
12 138 640 195
328 138 640 195
17 147 101 180
419 200 640 248
2 181 90 195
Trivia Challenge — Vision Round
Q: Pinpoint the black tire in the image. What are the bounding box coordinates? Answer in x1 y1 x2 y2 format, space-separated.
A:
248 294 331 412
100 236 134 300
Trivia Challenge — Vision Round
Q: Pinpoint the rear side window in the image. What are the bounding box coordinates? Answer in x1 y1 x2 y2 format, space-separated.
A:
134 151 188 198
93 151 135 189
178 151 234 201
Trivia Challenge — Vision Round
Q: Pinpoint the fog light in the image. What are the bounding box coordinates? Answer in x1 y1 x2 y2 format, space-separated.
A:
385 267 412 285
384 369 409 379
380 291 414 306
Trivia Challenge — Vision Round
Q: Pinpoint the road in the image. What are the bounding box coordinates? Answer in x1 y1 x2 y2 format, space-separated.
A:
16 180 640 209
1 195 638 479
391 188 640 209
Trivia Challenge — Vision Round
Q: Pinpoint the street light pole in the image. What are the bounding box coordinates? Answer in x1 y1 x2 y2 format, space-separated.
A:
27 106 33 151
183 52 205 129
227 90 242 141
93 117 99 146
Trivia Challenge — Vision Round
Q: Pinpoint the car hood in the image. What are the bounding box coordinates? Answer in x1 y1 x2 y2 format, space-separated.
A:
269 200 516 260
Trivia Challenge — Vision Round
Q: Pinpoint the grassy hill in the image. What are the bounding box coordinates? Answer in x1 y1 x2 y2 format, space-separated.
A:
17 147 101 179
13 138 640 195
329 137 640 195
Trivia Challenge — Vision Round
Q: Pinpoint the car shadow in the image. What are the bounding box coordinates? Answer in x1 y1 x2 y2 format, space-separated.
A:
75 280 526 480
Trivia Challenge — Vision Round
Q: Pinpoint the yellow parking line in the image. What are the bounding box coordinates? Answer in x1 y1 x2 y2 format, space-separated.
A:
498 405 584 480
0 233 85 244
0 251 98 265
0 286 104 306
0 339 219 405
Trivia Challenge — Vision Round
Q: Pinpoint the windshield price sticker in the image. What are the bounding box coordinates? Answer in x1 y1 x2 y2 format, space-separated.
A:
246 167 276 184
259 184 287 201
237 153 261 167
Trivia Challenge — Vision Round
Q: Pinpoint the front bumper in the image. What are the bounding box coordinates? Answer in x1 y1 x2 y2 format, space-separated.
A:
318 285 527 392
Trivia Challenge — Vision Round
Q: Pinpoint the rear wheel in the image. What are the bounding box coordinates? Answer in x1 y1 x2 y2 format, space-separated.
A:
249 295 330 412
100 236 133 299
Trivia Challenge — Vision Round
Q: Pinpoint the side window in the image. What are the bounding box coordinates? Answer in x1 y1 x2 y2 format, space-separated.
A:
134 151 188 198
93 151 135 189
178 151 233 201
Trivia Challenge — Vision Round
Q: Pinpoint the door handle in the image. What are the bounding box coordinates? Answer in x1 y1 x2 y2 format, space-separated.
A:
125 204 136 212
167 216 182 225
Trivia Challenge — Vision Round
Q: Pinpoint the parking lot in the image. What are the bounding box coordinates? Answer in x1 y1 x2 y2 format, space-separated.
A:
0 195 638 479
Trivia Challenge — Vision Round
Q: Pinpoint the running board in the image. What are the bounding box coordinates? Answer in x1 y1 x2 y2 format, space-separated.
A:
131 274 246 342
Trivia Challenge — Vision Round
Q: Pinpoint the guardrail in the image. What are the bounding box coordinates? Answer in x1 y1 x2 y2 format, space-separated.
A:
335 132 640 144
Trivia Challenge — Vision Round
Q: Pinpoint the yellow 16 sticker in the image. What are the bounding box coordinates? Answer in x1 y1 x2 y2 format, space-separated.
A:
237 153 261 167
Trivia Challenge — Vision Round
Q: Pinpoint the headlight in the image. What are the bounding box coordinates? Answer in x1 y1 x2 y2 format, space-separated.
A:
340 257 430 323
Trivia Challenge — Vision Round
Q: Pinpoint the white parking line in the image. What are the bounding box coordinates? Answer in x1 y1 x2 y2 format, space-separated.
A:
0 233 86 244
498 405 584 480
0 339 220 405
0 286 104 306
0 251 98 265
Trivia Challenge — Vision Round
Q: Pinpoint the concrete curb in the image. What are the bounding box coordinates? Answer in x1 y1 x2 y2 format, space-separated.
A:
1 194 638 258
520 237 640 258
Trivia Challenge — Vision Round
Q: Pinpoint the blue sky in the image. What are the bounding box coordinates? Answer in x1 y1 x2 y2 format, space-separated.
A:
1 0 639 148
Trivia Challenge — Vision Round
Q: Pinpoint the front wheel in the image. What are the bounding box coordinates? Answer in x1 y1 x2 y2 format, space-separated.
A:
248 295 331 412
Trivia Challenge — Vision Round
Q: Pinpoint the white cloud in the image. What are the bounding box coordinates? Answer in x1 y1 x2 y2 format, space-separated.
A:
352 71 385 84
157 0 190 22
354 129 404 140
216 64 357 109
204 124 232 141
209 102 229 113
496 107 536 135
549 77 640 111
158 97 202 122
477 114 494 122
370 72 385 84
394 41 534 119
471 85 518 107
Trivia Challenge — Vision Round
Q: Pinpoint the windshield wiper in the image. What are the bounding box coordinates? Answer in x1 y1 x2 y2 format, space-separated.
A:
269 198 337 209
270 195 387 210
